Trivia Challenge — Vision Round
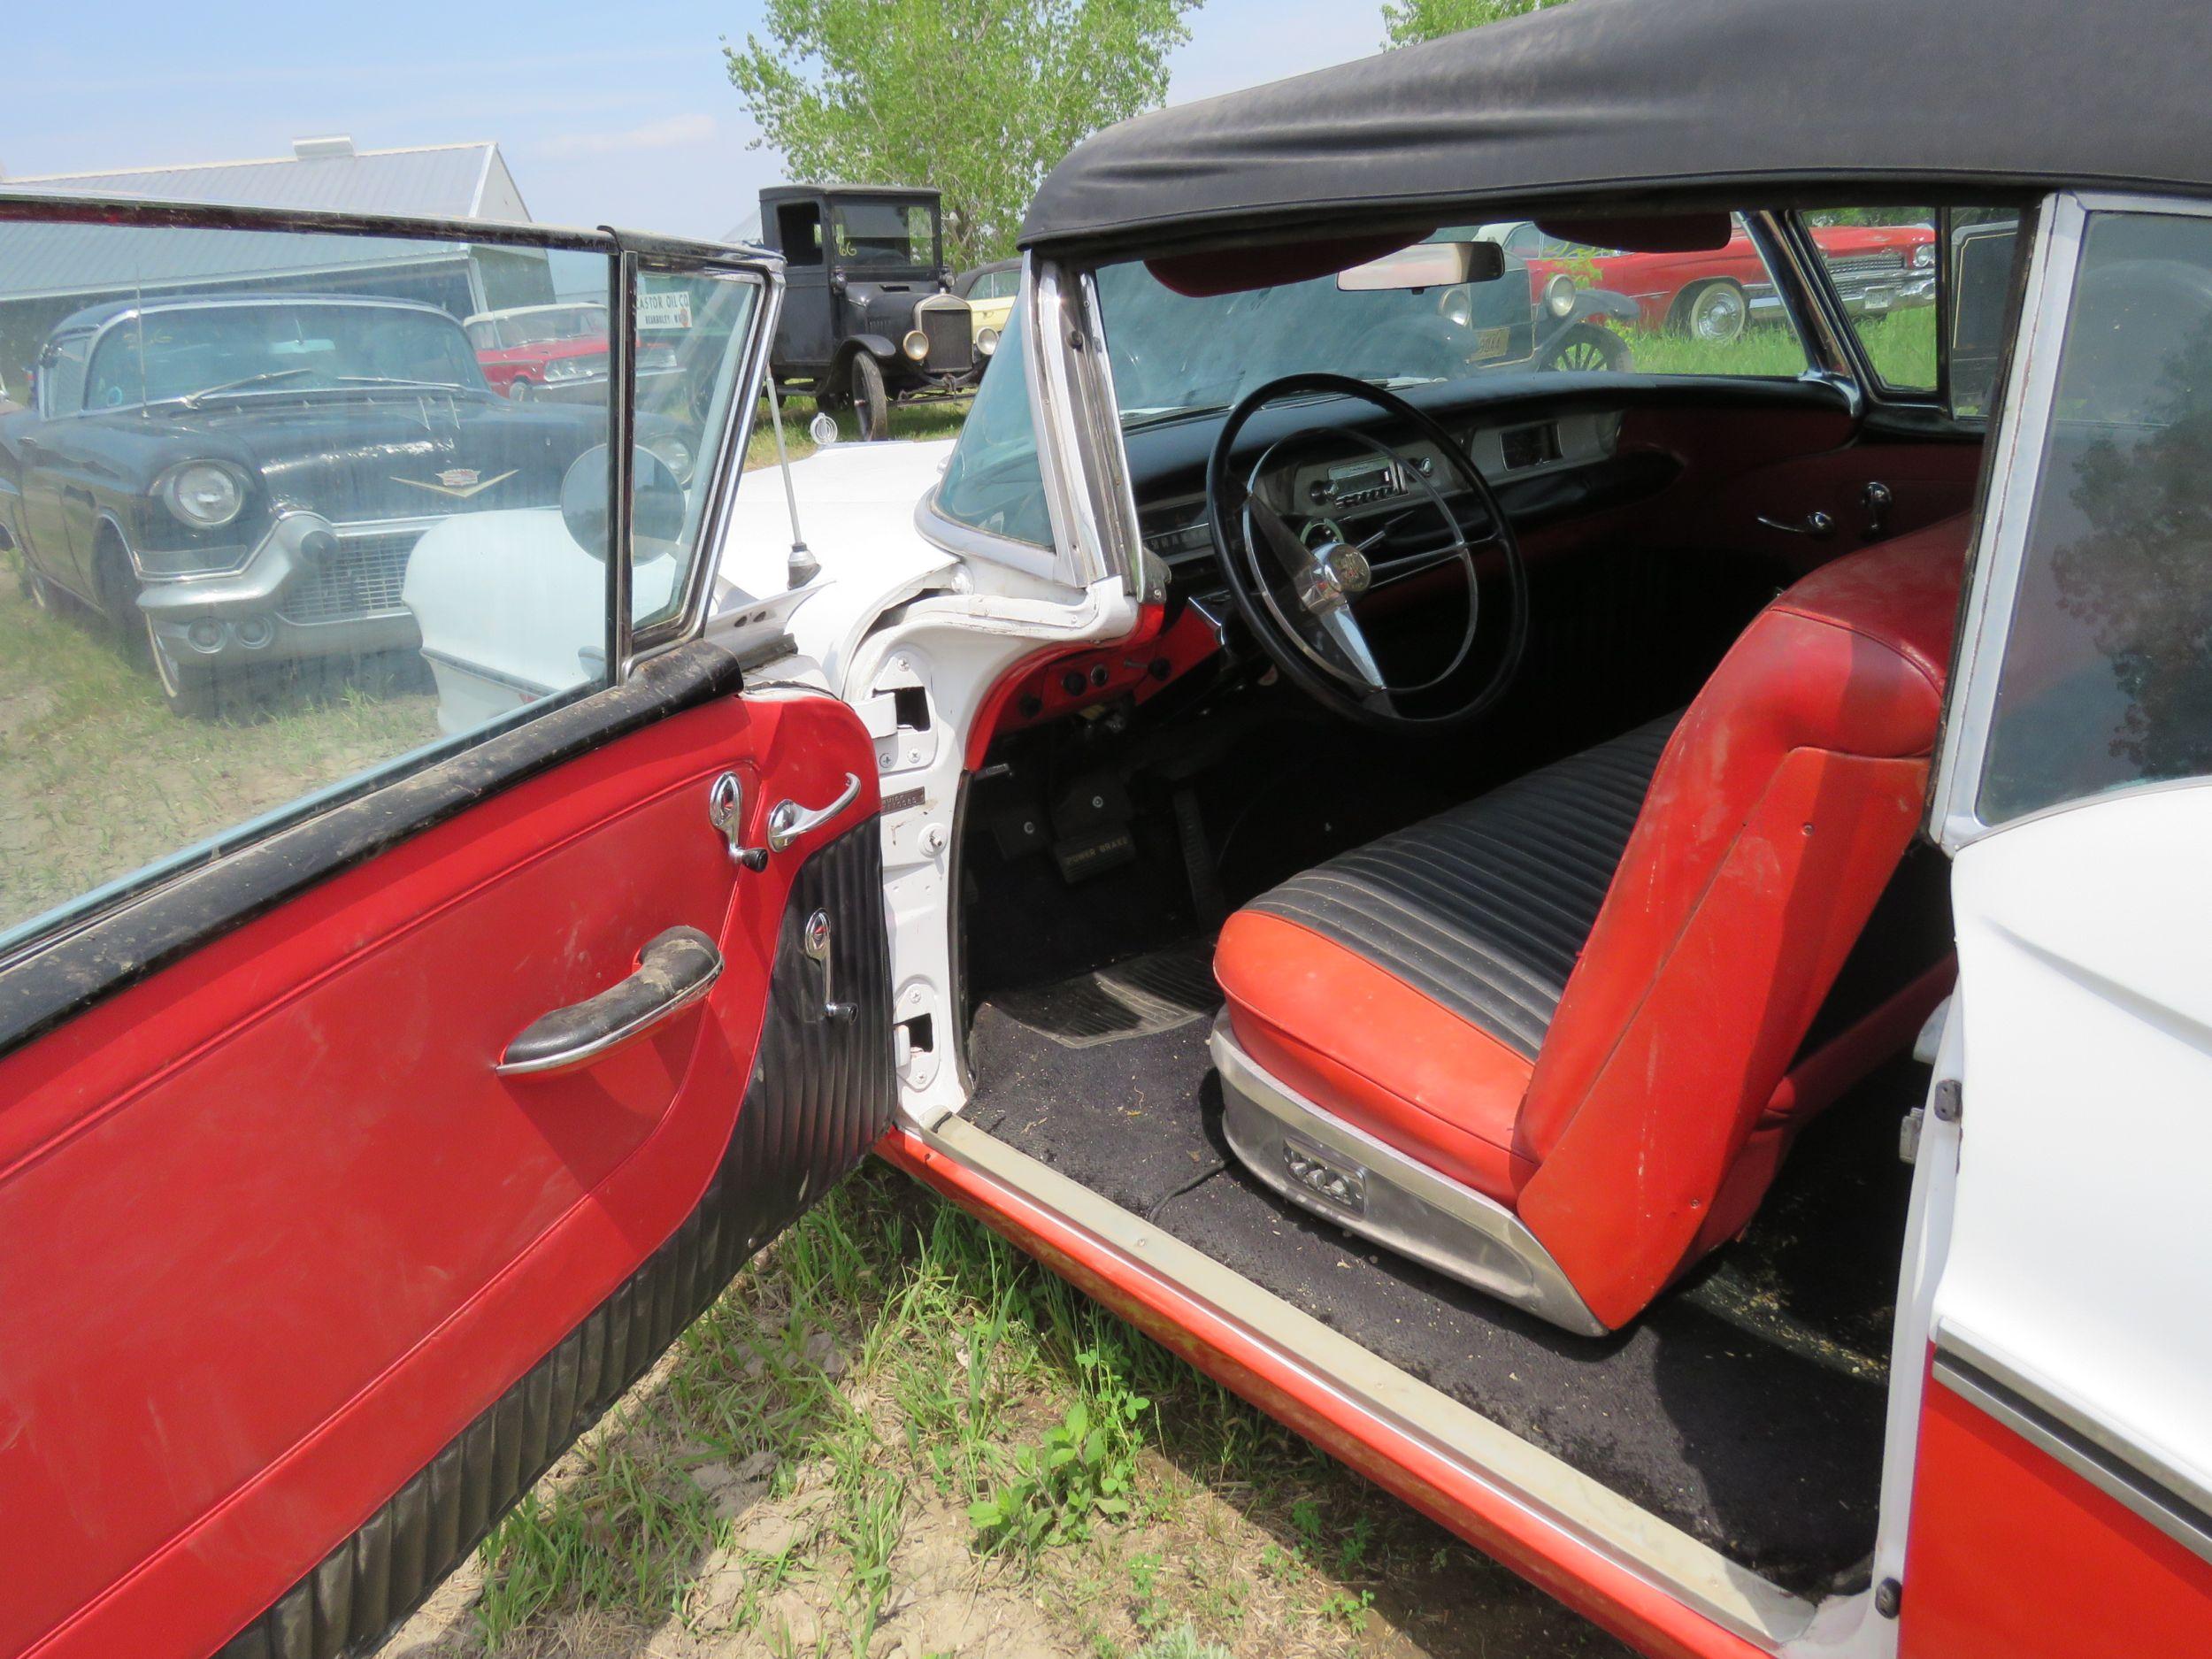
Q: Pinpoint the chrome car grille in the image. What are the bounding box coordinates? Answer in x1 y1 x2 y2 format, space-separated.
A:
278 529 419 624
922 308 973 374
1824 249 1907 294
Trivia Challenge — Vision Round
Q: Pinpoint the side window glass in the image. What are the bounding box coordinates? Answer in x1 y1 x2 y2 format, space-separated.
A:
777 203 823 267
934 303 1050 548
1801 208 1939 391
0 217 756 950
1947 209 2024 418
1978 211 2212 823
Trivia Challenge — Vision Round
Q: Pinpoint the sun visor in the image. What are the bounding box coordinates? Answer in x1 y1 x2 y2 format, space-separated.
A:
1145 232 1436 298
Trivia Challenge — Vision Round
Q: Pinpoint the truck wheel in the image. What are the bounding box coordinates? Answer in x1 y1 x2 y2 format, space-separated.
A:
1678 280 1747 345
850 352 889 442
1539 322 1633 373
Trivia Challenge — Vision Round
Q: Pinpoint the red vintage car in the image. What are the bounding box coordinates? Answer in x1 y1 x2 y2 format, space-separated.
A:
1486 216 1936 342
463 302 612 402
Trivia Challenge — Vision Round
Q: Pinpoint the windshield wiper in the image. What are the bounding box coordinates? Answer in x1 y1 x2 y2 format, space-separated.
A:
179 367 316 407
334 376 472 392
1120 402 1227 431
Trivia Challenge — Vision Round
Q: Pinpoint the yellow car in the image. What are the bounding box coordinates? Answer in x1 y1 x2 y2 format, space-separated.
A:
953 258 1018 365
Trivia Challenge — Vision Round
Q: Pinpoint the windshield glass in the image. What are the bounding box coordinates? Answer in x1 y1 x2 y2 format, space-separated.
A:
86 302 483 405
833 200 936 268
1094 219 1808 424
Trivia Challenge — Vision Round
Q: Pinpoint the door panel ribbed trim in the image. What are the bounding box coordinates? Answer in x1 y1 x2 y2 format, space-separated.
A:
211 822 893 1659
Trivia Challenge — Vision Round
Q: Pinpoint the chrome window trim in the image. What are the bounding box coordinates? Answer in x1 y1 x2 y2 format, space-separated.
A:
627 255 781 664
1933 1326 2212 1566
1746 210 1855 388
1025 256 1143 592
1930 190 2087 848
912 491 1061 581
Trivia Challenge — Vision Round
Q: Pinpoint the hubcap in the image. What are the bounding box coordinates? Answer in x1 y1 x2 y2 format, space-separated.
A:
1694 288 1744 342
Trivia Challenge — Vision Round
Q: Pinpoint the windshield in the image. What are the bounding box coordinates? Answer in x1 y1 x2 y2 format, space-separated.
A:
85 302 483 406
1094 219 1809 423
1094 240 1542 425
833 199 936 268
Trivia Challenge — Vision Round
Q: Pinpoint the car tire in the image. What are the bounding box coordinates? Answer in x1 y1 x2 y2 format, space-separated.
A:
1539 322 1634 373
850 352 888 442
509 378 536 403
145 615 217 719
1678 280 1747 346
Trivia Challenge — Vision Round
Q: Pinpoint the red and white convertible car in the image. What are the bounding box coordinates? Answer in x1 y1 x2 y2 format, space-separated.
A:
1 2 2208 1656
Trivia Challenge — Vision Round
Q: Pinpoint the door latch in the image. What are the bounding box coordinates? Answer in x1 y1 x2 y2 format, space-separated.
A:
802 910 856 1022
1755 509 1836 539
1862 480 1893 540
768 773 864 852
708 772 769 871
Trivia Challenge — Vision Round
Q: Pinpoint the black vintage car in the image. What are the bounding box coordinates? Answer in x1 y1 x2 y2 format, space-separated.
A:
0 293 689 715
757 185 977 441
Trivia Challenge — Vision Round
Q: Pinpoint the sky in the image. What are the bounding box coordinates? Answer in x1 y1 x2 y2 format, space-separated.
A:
1 0 1388 243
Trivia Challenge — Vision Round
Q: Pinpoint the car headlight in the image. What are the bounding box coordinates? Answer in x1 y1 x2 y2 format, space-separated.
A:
645 434 695 487
902 329 930 362
155 461 247 529
1911 242 1935 270
1441 289 1473 329
977 326 1000 357
1545 273 1578 319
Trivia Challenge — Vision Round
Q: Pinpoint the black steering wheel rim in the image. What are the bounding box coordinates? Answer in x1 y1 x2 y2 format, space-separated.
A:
1204 373 1529 731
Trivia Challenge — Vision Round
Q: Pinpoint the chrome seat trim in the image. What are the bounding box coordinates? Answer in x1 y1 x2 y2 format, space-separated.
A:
1210 1010 1607 1338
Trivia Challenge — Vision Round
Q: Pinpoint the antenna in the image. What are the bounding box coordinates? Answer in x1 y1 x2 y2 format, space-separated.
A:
763 374 819 588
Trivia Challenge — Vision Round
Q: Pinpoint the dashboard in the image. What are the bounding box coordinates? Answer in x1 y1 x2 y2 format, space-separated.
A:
1136 408 1629 579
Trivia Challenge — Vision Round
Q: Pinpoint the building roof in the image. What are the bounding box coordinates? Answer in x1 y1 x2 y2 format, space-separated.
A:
1021 0 2212 257
0 139 528 303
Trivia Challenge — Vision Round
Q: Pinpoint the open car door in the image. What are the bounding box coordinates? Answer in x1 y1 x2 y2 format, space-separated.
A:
1900 194 2212 1652
0 201 891 1659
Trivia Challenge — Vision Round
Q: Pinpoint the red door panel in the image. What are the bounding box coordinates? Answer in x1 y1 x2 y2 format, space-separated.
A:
1900 1371 2212 1658
0 686 876 1659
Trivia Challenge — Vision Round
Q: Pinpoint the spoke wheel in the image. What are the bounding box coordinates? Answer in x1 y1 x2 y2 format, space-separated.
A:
1540 322 1632 373
850 352 889 442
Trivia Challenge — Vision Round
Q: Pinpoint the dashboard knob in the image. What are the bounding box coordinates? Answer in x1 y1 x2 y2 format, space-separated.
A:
1310 480 1334 503
1417 455 1434 475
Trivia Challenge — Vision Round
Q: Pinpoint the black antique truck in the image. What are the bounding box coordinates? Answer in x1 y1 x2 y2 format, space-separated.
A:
755 185 980 440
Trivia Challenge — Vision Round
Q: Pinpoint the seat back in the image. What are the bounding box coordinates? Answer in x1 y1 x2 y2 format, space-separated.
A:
1513 518 1968 1328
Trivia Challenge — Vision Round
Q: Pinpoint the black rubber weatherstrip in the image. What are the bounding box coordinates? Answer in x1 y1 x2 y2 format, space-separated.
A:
0 639 746 1061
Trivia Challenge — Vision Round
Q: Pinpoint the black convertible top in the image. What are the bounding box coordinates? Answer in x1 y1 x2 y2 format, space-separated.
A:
1021 0 2212 258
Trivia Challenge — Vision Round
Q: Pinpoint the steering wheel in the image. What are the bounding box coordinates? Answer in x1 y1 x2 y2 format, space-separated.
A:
1204 373 1529 730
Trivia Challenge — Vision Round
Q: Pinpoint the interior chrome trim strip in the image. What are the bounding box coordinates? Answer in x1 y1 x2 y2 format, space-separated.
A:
914 1110 1814 1649
1210 1013 1608 1338
1932 1329 2212 1563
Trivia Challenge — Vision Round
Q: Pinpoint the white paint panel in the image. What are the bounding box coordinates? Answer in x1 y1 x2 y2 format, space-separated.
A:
1940 780 2212 1509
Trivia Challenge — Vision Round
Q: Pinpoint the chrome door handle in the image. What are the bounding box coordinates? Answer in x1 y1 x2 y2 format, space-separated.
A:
767 772 863 852
1755 510 1836 538
495 926 722 1076
708 772 769 871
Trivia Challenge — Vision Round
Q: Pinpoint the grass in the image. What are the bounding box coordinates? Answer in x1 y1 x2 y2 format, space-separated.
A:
373 1164 1629 1658
1617 303 1938 388
743 392 973 472
0 549 440 938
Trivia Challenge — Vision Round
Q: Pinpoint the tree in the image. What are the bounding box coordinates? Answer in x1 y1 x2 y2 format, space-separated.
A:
1381 0 1572 49
726 0 1199 270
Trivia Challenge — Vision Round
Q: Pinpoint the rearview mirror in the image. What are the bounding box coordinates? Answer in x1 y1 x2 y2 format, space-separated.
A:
561 445 687 562
1337 240 1504 292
